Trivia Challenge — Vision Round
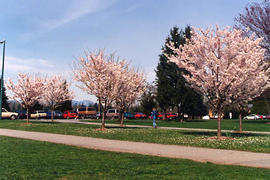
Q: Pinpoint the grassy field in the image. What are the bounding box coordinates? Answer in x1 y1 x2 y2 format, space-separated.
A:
0 136 270 179
1 120 270 153
82 118 270 132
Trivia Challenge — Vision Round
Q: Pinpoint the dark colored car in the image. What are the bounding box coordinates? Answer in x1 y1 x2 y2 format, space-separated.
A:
45 111 63 119
63 111 77 119
54 111 63 119
16 110 27 119
124 112 135 119
134 112 147 119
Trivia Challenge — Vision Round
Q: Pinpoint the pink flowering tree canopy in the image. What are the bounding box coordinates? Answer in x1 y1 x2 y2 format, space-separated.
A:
41 75 73 121
7 73 44 123
73 50 125 129
114 66 146 125
235 0 270 60
167 26 269 137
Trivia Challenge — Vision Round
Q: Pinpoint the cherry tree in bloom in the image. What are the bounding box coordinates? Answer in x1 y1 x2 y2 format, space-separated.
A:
41 75 73 122
230 70 269 132
235 0 270 60
115 66 146 126
73 50 123 130
7 73 43 124
167 26 269 138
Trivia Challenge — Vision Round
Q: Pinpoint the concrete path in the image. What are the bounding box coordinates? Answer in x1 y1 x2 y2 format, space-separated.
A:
0 128 270 169
35 119 270 135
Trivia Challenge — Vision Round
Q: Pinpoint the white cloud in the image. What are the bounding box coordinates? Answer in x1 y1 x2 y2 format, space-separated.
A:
42 0 114 32
23 0 117 38
4 55 97 101
5 56 56 73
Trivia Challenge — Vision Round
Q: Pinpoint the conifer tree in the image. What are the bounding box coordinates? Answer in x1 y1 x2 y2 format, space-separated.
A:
156 26 206 120
2 85 9 111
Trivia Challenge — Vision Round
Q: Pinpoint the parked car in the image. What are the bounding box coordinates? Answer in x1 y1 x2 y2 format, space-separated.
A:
258 115 266 119
96 112 101 119
2 108 18 120
106 109 119 119
46 111 63 119
63 111 77 119
202 115 210 120
16 110 27 119
265 115 270 119
77 107 97 119
149 112 164 119
243 114 260 120
30 110 47 119
134 112 147 119
166 113 178 119
124 112 135 119
211 114 218 119
54 111 63 119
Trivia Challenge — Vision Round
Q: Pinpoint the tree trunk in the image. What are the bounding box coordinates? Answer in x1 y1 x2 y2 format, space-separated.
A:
101 110 105 130
26 107 29 124
239 113 242 132
51 109 54 122
180 114 184 123
120 111 124 127
162 109 167 121
217 109 222 138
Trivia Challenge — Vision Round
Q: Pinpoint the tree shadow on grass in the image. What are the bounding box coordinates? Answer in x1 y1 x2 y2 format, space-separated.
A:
184 120 211 123
182 131 266 138
243 120 270 124
105 126 141 129
30 121 61 125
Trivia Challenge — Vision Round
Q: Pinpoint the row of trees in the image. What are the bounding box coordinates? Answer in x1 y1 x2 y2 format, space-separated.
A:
6 51 146 129
7 73 73 123
145 0 270 138
73 50 146 129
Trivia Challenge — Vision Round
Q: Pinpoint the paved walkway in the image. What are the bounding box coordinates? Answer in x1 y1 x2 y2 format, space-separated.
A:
36 119 270 135
0 128 270 169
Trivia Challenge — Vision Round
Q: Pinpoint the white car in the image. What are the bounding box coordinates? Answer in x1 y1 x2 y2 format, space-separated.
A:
202 115 210 120
243 114 260 120
2 108 18 120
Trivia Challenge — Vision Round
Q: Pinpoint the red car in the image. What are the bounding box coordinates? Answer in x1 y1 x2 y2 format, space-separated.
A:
149 112 164 119
166 113 178 119
134 112 147 119
63 111 77 119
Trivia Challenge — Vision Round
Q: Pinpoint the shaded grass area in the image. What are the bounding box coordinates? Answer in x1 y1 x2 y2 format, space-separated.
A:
0 136 270 180
1 120 270 153
82 118 270 132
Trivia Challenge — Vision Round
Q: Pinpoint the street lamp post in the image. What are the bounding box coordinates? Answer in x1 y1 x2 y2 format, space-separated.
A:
0 40 6 120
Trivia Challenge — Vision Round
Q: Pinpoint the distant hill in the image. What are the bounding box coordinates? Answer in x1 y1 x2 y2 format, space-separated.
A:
72 100 95 107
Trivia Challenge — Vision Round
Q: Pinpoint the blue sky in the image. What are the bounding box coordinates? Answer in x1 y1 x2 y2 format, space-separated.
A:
0 0 255 101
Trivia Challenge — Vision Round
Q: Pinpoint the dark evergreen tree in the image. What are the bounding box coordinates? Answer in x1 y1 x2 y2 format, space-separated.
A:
57 100 72 111
1 83 9 111
251 99 270 114
30 101 44 112
56 80 73 111
156 26 206 119
139 84 156 116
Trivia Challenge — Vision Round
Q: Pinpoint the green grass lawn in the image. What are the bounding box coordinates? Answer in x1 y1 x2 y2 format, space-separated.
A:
1 120 270 153
82 118 270 132
0 136 270 179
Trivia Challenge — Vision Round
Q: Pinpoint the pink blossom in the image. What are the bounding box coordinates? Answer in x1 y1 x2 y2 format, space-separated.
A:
167 26 269 137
